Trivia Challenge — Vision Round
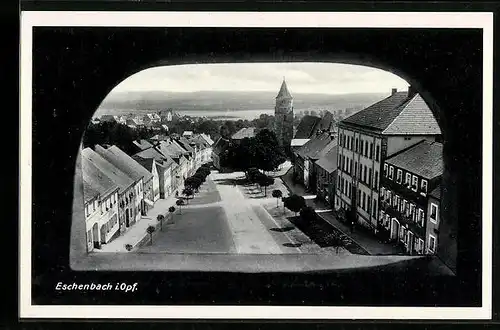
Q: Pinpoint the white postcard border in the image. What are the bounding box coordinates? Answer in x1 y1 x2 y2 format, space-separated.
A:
19 11 493 320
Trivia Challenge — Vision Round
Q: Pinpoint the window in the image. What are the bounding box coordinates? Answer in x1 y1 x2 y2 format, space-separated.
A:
405 173 411 187
363 165 367 183
349 158 353 174
418 208 425 227
358 163 362 180
381 187 385 198
412 175 418 191
402 199 407 213
389 166 394 180
338 156 341 168
387 190 392 203
368 168 372 186
355 138 359 152
358 190 361 206
376 145 380 162
410 204 416 222
85 205 88 218
360 139 364 155
365 141 369 157
380 210 385 222
374 171 378 190
362 191 366 210
354 161 358 177
395 195 400 211
421 180 428 195
417 238 425 254
400 226 406 243
396 169 402 184
428 234 436 253
384 164 388 177
404 137 412 141
430 203 438 223
367 198 371 213
369 142 373 159
373 199 377 217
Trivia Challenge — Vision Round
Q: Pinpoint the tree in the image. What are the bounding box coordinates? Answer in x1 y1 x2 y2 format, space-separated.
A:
253 129 286 172
272 189 283 208
146 225 156 246
176 199 185 214
182 187 194 203
283 194 306 215
157 214 165 231
168 206 175 222
258 175 274 196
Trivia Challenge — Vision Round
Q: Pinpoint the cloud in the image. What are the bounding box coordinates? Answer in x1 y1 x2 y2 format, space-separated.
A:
112 62 409 95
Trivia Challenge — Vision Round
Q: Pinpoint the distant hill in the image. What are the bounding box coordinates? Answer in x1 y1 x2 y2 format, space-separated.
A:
96 90 388 116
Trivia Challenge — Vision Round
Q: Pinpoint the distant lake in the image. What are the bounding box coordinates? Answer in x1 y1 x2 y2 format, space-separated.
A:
97 109 276 121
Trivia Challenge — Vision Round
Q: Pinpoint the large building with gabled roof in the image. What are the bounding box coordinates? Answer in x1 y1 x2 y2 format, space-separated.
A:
334 87 442 234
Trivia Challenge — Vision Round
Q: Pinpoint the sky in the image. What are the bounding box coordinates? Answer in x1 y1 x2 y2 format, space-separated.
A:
111 63 409 95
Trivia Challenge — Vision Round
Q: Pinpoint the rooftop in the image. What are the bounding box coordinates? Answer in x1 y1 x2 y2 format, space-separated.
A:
276 79 293 100
315 145 339 174
81 148 135 192
385 140 444 180
430 184 441 200
297 131 336 160
341 90 441 135
213 137 231 154
294 115 322 139
81 154 119 201
94 145 153 183
231 127 257 140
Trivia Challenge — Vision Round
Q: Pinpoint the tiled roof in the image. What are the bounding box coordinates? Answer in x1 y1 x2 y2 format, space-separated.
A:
200 133 215 146
341 92 411 131
82 178 101 204
132 155 155 173
81 147 135 191
133 139 153 151
316 111 335 132
94 145 153 182
385 140 443 180
276 79 293 99
382 94 442 135
231 127 256 140
81 154 118 201
294 115 322 139
297 131 335 160
315 145 339 174
176 137 195 153
429 184 441 200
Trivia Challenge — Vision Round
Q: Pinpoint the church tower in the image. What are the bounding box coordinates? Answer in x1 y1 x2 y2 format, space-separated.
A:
274 78 294 147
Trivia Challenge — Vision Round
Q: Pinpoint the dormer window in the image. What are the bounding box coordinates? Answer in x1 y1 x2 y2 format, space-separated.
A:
389 166 394 180
412 175 418 192
405 173 411 187
384 164 388 177
396 169 402 184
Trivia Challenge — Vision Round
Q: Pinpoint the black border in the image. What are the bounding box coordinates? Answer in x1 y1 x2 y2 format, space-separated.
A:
14 0 500 327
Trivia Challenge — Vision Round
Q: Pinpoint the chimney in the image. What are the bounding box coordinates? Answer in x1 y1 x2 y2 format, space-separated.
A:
407 85 417 98
391 88 398 95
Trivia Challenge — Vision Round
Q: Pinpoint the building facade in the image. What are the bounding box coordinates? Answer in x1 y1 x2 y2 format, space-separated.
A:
334 88 442 234
379 140 443 255
426 185 442 255
274 79 294 147
314 144 338 206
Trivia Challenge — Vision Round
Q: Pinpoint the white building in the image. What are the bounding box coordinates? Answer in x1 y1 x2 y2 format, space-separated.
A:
335 87 442 233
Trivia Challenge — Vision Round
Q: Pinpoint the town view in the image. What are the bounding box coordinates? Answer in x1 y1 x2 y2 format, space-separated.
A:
75 63 449 273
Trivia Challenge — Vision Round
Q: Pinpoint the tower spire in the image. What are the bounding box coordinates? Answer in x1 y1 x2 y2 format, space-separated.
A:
276 78 292 99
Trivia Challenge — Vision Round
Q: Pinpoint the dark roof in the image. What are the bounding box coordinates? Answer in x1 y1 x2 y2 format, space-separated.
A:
341 92 441 135
133 139 153 151
82 179 101 204
231 127 256 140
297 131 336 160
94 145 153 182
294 115 322 139
429 184 441 200
316 111 335 132
341 92 411 131
385 140 443 179
213 137 230 154
176 137 195 153
132 155 155 173
315 145 339 174
276 79 293 99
